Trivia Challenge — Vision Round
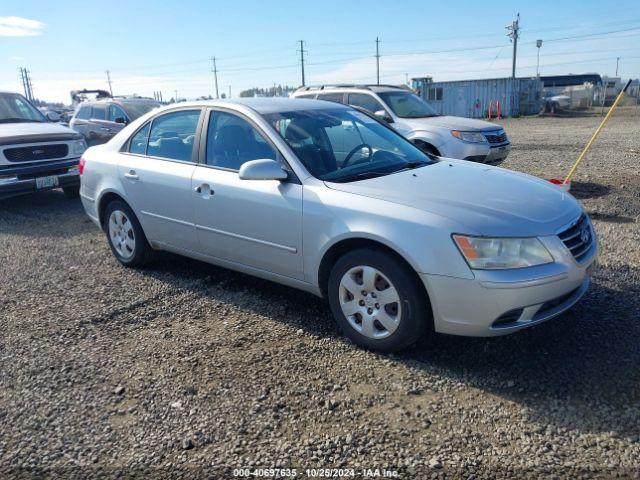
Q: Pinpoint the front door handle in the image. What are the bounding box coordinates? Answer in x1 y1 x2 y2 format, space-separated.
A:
195 183 214 197
124 170 139 180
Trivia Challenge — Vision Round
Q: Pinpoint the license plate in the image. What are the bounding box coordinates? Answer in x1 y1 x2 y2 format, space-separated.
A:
35 175 59 189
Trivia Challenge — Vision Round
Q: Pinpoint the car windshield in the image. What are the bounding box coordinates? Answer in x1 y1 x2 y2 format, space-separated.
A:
377 91 439 119
121 101 161 120
0 92 46 123
263 107 435 183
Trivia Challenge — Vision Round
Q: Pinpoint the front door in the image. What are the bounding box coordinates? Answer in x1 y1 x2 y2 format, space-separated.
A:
192 109 304 280
118 108 202 251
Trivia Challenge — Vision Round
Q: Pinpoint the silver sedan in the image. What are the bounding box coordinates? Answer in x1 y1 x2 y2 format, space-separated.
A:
79 98 597 352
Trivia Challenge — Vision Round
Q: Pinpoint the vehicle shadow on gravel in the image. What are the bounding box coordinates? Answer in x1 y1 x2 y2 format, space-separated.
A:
0 191 94 237
405 265 640 439
142 253 639 439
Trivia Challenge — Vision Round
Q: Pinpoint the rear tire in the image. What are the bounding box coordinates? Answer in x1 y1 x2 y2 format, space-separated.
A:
103 200 151 267
327 248 431 352
62 185 80 198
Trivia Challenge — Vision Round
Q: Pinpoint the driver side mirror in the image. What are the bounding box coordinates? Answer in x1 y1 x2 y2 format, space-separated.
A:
239 159 288 181
114 117 128 125
374 110 393 124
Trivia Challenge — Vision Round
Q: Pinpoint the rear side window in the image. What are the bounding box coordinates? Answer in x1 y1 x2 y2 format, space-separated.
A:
128 122 151 155
75 105 91 120
296 94 316 99
91 106 106 120
146 110 201 161
317 93 344 104
347 93 385 113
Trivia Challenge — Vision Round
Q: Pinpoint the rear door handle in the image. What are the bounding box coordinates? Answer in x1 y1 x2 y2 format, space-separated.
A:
124 170 139 180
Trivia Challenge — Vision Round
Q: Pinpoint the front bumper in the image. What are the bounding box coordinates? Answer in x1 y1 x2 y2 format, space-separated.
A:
0 158 80 199
420 232 597 337
440 139 511 164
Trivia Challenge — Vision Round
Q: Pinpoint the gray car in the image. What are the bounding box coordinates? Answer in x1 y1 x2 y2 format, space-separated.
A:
70 98 160 147
80 98 596 352
292 85 510 164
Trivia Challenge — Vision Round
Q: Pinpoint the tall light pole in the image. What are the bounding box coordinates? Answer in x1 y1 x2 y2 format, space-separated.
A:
298 40 306 87
211 57 219 99
536 39 543 78
615 57 620 77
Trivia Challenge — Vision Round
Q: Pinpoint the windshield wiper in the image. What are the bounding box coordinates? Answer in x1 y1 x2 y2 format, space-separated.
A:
330 170 390 183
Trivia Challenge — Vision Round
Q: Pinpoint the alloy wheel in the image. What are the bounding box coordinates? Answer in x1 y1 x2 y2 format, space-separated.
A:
108 209 136 259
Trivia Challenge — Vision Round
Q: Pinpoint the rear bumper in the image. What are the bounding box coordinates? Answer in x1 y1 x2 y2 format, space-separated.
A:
0 158 80 199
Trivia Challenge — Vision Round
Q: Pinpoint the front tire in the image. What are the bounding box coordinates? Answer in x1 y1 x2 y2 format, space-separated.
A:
103 200 151 267
327 248 430 352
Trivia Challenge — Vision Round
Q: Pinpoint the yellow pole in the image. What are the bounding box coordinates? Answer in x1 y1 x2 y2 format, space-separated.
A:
564 79 632 184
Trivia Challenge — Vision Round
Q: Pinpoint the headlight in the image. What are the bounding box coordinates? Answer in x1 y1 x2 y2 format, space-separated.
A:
453 235 553 269
451 130 486 143
71 139 87 155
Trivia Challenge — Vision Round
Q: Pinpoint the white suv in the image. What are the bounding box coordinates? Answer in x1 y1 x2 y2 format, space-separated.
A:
292 85 510 164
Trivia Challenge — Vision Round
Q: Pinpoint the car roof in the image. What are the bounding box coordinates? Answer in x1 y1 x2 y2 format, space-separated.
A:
160 97 351 114
294 85 408 94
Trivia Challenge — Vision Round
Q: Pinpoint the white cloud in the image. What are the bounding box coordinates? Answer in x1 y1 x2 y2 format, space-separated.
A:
0 16 45 37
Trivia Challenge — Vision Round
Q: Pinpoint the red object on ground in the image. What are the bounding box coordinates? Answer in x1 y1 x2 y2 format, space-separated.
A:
548 178 571 191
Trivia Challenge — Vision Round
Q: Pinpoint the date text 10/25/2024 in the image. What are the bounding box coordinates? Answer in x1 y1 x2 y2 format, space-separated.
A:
233 468 400 478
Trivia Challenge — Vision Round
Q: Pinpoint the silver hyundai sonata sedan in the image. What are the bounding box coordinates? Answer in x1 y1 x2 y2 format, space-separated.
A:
80 98 597 352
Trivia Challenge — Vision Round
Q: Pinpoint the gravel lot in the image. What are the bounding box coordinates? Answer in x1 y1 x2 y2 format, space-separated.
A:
1 108 639 479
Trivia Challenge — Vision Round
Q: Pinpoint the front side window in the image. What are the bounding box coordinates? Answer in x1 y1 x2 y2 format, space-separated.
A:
128 122 151 155
146 109 201 161
347 93 385 114
109 104 128 122
206 111 276 170
0 93 46 123
264 107 433 182
378 91 439 118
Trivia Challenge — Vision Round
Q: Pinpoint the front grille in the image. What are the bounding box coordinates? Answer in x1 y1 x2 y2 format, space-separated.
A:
558 214 594 263
483 130 508 144
3 144 69 162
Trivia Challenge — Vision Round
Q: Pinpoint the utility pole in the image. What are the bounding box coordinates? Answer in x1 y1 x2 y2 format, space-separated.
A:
25 70 34 101
228 85 232 99
375 37 381 85
19 68 29 99
536 39 543 77
298 40 306 86
615 57 620 77
174 90 178 103
506 13 520 79
106 70 113 96
404 73 409 85
211 57 219 99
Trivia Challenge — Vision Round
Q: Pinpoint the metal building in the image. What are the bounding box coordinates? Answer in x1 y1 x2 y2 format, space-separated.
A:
413 77 543 118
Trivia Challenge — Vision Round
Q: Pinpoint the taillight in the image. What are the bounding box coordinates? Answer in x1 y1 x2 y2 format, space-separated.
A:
78 157 86 175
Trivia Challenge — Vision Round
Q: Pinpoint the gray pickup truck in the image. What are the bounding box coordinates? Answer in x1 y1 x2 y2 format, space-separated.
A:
0 91 86 200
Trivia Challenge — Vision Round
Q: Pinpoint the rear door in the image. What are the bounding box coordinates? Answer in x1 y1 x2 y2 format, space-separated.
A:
118 108 203 251
191 108 304 280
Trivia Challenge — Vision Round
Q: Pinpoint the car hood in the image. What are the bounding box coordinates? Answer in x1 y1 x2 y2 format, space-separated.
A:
0 121 81 145
403 116 502 131
325 160 583 237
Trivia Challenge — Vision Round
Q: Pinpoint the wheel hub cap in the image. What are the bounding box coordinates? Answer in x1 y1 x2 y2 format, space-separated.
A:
338 266 401 340
108 210 135 260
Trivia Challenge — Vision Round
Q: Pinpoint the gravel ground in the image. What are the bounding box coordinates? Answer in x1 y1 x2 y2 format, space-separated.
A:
1 108 639 479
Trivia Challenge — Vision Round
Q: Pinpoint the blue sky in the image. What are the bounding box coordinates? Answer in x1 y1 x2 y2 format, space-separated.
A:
1 0 639 103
